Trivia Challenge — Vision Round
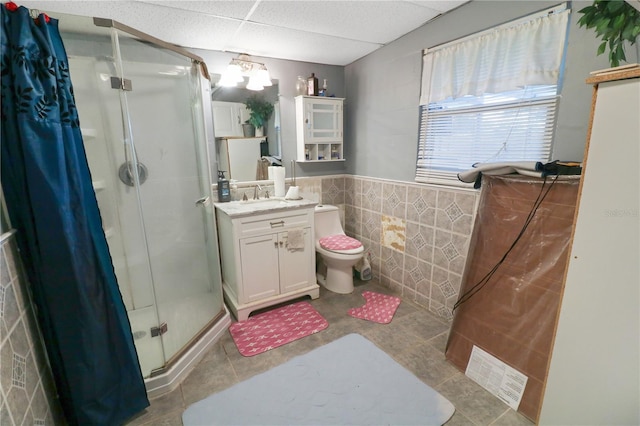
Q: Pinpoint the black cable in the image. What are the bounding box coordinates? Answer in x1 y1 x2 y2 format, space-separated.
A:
452 174 559 312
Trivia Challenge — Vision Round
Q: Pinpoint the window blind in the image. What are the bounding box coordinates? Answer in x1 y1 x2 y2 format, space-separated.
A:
417 86 559 184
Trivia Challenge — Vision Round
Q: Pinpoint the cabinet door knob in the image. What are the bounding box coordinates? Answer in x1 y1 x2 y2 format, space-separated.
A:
279 241 284 247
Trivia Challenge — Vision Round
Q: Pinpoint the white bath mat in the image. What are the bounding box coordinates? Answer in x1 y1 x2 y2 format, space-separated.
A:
182 333 455 425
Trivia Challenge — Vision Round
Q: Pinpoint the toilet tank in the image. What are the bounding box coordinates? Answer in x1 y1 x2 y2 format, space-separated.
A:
314 204 345 239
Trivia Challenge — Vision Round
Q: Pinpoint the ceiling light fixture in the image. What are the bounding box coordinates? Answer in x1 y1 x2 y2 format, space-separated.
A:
219 54 272 91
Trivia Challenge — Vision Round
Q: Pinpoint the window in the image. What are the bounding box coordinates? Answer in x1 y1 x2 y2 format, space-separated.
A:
416 5 569 186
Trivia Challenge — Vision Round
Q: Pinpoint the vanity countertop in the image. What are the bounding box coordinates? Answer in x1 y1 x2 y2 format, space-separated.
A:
214 198 318 218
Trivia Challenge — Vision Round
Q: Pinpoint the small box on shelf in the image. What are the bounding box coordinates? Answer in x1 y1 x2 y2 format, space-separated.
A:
305 144 318 161
318 144 329 160
330 144 341 160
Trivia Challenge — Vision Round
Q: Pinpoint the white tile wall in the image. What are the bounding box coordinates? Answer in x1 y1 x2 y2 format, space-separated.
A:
318 175 480 321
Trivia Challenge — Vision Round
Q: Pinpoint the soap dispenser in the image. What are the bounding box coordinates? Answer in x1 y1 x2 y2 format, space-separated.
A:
217 170 231 202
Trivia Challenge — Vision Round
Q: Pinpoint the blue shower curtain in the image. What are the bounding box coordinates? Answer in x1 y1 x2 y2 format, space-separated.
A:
1 4 149 424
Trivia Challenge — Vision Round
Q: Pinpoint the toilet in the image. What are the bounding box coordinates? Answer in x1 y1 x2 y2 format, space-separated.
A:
314 204 364 294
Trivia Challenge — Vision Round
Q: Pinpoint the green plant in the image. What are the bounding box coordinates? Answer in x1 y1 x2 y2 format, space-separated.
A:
578 0 640 67
244 94 274 129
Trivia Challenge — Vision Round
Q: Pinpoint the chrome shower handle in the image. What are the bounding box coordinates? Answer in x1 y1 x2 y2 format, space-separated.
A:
195 196 210 206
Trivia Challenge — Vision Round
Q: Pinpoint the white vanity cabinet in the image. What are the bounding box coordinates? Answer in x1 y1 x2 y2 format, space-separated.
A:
215 200 319 321
295 96 344 162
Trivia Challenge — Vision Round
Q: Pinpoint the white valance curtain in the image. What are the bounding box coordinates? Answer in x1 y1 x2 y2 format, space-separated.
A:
420 9 569 105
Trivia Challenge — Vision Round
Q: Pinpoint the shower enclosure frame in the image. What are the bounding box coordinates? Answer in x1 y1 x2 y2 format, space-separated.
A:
93 17 212 78
62 15 230 397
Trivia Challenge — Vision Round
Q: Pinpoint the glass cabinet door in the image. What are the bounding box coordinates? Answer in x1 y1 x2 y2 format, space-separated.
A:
306 98 343 141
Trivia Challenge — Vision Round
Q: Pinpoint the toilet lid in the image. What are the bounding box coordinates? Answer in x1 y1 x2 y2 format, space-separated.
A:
319 234 363 251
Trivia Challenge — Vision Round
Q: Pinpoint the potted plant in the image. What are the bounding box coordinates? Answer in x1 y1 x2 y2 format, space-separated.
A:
578 0 640 67
244 94 274 137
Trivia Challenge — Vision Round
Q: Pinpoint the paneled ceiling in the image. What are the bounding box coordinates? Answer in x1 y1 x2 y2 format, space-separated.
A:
19 1 468 65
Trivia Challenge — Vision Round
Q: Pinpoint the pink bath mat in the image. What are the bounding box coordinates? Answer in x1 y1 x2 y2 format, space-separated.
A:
348 291 401 324
229 301 328 357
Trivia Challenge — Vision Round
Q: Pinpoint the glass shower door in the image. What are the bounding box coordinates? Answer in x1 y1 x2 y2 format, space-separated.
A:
63 33 167 377
59 13 224 380
114 33 224 366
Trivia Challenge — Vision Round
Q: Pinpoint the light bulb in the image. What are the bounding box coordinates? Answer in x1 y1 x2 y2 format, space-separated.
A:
219 73 238 87
220 63 244 86
256 69 272 87
246 75 264 91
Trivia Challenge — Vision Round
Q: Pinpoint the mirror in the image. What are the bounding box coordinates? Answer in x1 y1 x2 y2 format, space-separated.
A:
210 74 281 182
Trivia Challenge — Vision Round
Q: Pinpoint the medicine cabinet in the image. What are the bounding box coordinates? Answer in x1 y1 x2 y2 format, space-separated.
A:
295 96 344 162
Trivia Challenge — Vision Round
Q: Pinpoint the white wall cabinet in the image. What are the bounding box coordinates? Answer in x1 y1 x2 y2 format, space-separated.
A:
212 101 249 137
295 96 344 162
539 69 639 425
216 202 319 321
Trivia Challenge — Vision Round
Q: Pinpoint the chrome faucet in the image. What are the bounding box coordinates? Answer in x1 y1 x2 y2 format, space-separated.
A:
253 184 262 200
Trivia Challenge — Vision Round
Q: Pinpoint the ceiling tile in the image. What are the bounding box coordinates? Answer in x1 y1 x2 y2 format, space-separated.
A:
139 0 256 20
123 5 242 51
22 1 242 52
228 21 380 65
21 1 128 19
405 0 468 12
250 1 441 44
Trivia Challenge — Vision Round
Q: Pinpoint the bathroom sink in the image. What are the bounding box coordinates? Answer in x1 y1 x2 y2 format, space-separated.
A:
241 198 289 205
214 197 317 218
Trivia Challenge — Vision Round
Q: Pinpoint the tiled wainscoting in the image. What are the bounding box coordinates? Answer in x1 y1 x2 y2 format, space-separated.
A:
327 176 478 321
0 232 63 425
229 174 480 321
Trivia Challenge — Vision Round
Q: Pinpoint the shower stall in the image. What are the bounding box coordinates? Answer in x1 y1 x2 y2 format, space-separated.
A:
54 14 230 395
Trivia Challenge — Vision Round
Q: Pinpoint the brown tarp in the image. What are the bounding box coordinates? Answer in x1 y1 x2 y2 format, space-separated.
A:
445 174 580 422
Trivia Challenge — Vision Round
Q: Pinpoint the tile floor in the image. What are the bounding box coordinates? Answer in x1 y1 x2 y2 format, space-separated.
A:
126 280 534 426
